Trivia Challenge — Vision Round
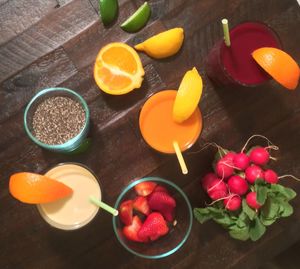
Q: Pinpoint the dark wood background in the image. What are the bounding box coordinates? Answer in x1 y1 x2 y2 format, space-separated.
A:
0 0 300 268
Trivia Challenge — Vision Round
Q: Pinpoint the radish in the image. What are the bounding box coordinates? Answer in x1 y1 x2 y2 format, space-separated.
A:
215 158 234 179
246 192 262 209
227 175 248 195
207 178 228 200
233 153 250 170
264 169 278 184
245 165 264 184
249 147 270 166
223 152 236 162
223 195 242 211
201 173 218 191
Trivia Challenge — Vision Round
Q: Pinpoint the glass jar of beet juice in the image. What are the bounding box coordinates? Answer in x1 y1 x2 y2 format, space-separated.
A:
205 21 282 87
24 88 90 153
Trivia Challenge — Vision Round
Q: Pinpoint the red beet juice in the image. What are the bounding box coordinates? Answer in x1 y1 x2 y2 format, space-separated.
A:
205 22 281 87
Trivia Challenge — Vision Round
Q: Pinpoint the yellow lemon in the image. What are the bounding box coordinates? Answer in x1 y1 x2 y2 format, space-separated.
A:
134 28 184 59
173 67 203 123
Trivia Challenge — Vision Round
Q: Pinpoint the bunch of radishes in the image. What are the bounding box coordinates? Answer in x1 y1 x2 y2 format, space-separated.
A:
202 141 281 211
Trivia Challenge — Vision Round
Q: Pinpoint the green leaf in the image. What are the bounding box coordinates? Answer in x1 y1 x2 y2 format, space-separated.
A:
249 216 266 241
229 225 250 241
280 202 294 217
213 213 235 228
261 198 280 220
193 208 212 224
257 186 268 205
242 199 256 220
270 184 297 201
260 215 276 226
236 211 249 228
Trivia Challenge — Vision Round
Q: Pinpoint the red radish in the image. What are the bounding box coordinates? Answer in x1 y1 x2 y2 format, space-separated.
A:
245 165 264 184
227 175 248 195
264 169 279 184
223 152 236 162
249 147 270 166
215 158 234 179
138 212 169 241
246 192 262 209
223 195 242 211
119 200 133 226
133 196 150 215
233 153 250 170
207 178 228 200
134 181 157 196
201 173 218 191
122 215 146 242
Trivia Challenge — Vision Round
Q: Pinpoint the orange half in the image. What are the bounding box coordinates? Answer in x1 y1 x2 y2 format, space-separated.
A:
9 172 73 204
94 42 145 95
252 47 299 90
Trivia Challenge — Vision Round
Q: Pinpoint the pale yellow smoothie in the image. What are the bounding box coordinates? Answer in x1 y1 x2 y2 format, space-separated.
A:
37 163 101 230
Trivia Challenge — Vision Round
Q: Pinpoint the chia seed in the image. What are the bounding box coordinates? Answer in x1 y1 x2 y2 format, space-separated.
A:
32 96 86 145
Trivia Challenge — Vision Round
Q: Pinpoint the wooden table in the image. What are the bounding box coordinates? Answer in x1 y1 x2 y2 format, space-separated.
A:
1 0 300 268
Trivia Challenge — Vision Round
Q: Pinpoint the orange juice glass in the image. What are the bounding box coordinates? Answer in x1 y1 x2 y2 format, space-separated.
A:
139 90 202 154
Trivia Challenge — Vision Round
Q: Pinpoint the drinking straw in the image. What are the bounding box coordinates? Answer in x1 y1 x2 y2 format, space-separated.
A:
173 141 188 175
89 195 119 216
222 18 231 47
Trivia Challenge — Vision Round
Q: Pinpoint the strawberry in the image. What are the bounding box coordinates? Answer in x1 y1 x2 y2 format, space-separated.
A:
119 200 133 226
133 196 150 215
153 184 169 194
138 212 169 241
122 216 146 242
134 181 157 196
148 191 176 222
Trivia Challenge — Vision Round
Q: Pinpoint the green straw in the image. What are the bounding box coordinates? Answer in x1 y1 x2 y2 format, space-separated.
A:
222 18 231 47
89 195 119 216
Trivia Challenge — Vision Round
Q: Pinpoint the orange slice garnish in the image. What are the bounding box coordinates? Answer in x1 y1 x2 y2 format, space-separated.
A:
9 172 73 204
252 47 299 90
94 42 145 95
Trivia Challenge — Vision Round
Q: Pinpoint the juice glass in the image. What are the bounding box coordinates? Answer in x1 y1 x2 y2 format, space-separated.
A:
37 163 101 230
139 90 202 154
205 21 281 87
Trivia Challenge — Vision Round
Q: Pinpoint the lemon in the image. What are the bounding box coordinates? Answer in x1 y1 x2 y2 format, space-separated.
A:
134 28 184 59
173 67 203 123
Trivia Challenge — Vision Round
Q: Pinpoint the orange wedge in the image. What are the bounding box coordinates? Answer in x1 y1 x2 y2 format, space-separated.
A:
94 42 145 95
9 172 73 204
252 47 299 90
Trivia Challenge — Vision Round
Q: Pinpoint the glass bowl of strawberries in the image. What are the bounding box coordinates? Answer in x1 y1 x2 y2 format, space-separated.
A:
112 177 193 259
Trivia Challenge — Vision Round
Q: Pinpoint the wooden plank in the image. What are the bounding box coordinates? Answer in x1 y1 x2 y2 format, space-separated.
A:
0 0 98 83
0 0 58 46
0 47 78 123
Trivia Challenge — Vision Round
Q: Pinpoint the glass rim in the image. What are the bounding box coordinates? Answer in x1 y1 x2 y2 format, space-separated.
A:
24 87 90 150
139 90 203 154
112 177 193 259
37 162 102 231
218 21 283 87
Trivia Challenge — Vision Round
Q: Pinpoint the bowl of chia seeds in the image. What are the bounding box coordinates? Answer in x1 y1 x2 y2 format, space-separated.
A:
24 88 90 153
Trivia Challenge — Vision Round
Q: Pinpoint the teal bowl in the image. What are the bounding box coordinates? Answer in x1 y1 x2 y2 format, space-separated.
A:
113 177 193 259
24 88 90 153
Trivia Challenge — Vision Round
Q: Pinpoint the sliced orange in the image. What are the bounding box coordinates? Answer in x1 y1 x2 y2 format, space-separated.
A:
9 172 73 204
94 42 145 95
252 47 299 90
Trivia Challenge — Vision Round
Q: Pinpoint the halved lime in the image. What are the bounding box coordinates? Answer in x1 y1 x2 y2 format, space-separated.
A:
121 2 151 33
99 0 118 26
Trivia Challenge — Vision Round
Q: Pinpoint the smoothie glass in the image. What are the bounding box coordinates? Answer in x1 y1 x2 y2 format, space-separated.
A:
205 22 282 87
37 163 101 230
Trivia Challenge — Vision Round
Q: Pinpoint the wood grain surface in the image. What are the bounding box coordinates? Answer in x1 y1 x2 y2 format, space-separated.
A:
0 0 300 268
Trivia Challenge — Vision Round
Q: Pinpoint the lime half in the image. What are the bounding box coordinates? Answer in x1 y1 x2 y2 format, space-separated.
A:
99 0 118 26
121 2 151 33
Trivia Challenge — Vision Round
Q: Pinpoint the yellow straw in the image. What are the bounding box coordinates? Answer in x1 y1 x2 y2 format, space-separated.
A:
173 141 188 175
222 18 231 47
